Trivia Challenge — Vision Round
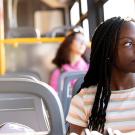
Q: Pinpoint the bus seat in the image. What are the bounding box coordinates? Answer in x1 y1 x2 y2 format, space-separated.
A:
5 71 41 82
4 73 39 82
42 26 71 37
72 76 84 97
0 77 66 135
6 27 40 38
0 122 35 133
58 71 86 118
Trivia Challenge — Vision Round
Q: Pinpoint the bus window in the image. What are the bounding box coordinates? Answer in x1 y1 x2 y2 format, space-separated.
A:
80 0 88 15
82 18 89 41
104 0 135 20
70 1 80 26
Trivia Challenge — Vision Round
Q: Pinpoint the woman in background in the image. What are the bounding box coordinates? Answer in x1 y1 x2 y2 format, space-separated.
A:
50 31 89 92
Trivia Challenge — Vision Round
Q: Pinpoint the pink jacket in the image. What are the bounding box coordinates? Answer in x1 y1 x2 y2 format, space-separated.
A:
50 58 88 92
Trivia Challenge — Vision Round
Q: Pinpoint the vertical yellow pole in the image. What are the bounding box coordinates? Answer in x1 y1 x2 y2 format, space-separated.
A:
0 43 5 75
0 0 5 75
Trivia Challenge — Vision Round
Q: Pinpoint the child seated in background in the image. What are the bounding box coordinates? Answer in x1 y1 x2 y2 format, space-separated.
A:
66 17 135 135
50 29 89 92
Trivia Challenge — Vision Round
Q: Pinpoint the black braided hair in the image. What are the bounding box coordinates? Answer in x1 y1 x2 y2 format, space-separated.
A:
78 17 126 133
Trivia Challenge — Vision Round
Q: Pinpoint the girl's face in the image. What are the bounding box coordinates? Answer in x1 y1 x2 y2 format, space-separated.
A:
115 21 135 73
70 33 87 55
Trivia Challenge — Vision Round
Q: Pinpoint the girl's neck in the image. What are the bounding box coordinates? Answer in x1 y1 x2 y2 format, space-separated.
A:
70 53 82 65
111 68 135 90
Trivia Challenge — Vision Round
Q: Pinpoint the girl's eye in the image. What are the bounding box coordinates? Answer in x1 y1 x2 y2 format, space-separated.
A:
124 42 133 47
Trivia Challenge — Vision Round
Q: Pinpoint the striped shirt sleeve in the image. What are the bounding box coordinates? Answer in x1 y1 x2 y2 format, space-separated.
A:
66 87 96 127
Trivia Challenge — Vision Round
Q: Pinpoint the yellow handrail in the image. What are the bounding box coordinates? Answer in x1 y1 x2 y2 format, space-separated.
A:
0 37 64 45
0 37 64 75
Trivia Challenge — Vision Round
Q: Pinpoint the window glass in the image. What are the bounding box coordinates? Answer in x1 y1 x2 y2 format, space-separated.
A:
81 0 88 15
82 18 89 41
70 2 80 26
104 0 135 20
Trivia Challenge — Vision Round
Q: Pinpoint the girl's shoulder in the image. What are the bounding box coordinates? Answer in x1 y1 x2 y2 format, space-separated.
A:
52 68 61 75
78 86 97 97
50 68 61 81
70 86 97 122
72 86 97 103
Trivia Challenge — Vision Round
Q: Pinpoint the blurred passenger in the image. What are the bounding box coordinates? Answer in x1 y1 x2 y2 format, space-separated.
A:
66 17 135 135
50 31 89 92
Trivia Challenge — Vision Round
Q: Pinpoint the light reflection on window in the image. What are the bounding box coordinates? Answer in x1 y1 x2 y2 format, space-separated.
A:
104 0 135 20
81 0 88 15
82 19 89 41
70 2 80 26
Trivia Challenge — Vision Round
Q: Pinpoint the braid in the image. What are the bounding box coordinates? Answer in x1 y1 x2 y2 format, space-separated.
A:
78 17 125 133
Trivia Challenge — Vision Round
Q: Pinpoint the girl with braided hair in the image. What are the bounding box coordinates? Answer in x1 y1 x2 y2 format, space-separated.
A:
66 17 135 135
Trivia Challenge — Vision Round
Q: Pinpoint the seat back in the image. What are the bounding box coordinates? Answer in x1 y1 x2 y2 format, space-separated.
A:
42 26 71 37
58 71 86 118
6 27 40 38
5 71 41 82
72 76 84 97
0 77 66 135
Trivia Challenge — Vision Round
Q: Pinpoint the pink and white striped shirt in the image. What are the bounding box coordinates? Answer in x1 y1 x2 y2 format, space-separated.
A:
66 86 135 133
